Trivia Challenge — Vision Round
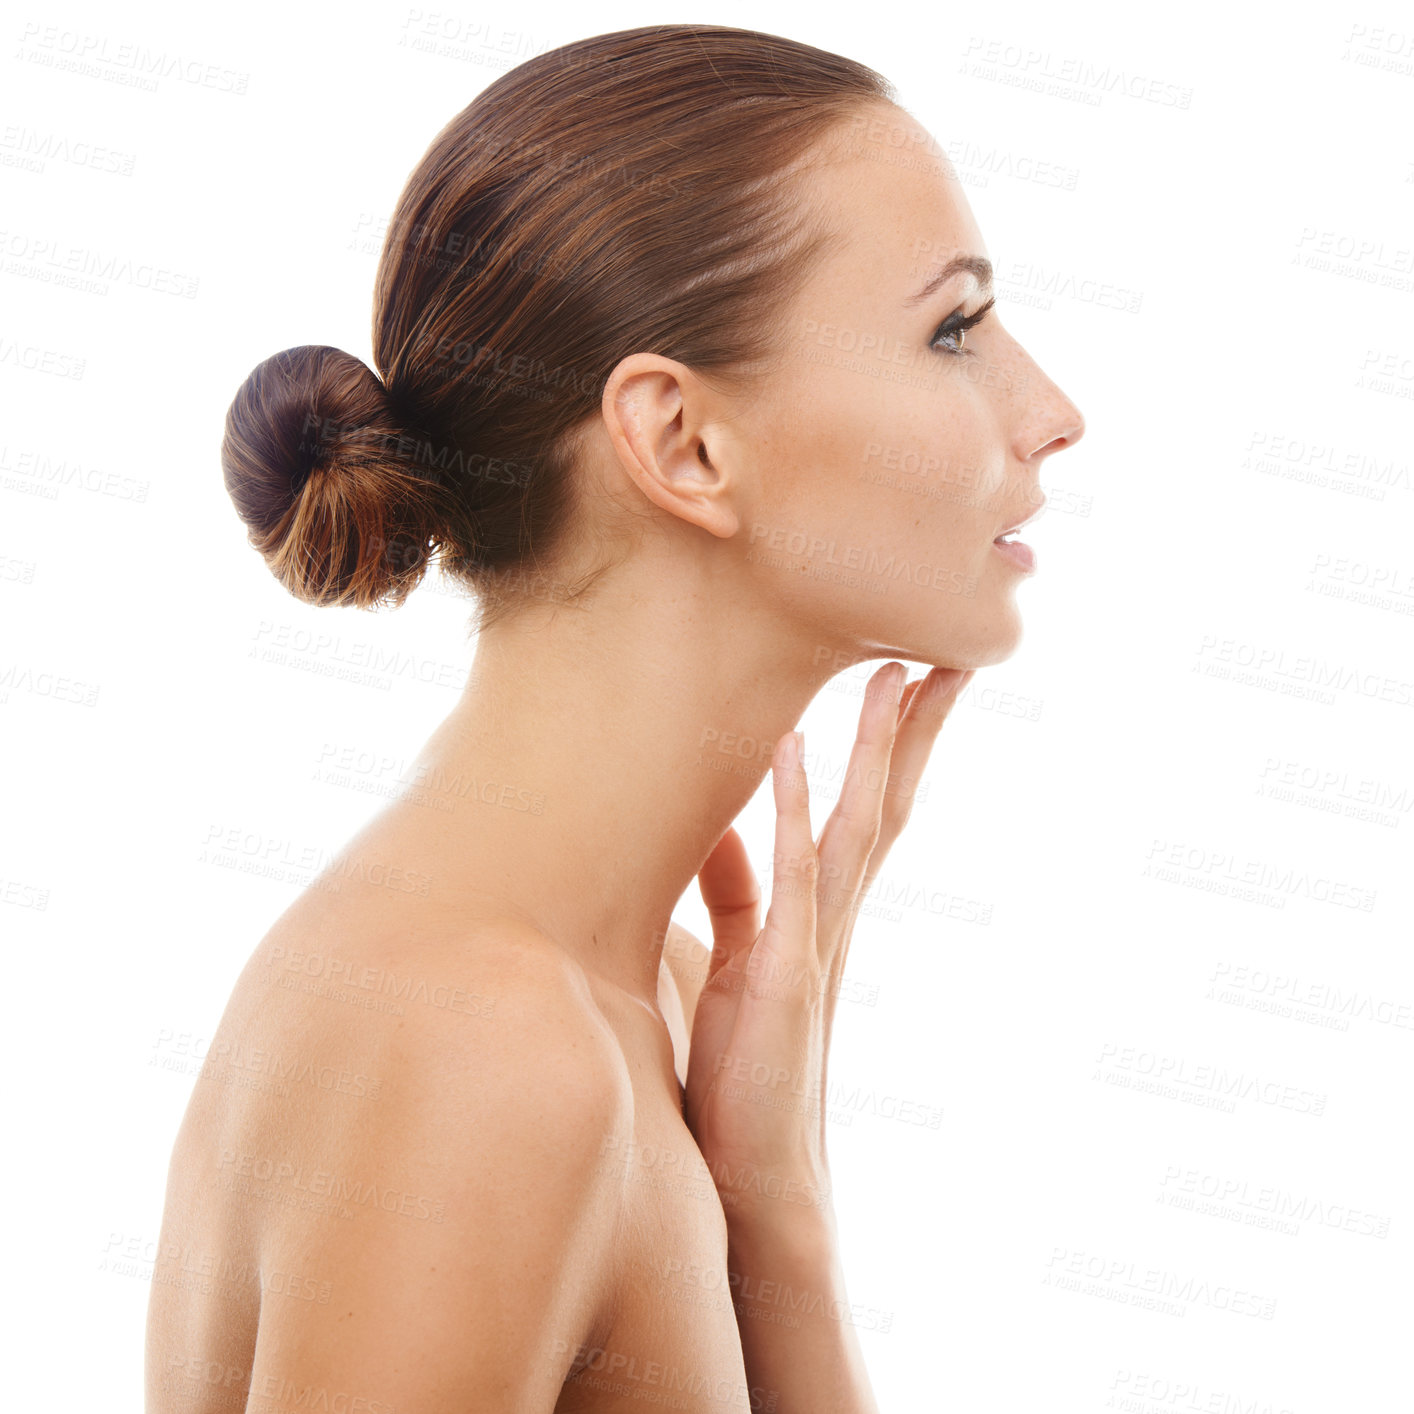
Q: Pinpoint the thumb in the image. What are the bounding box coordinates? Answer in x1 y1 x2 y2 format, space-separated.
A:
696 826 762 987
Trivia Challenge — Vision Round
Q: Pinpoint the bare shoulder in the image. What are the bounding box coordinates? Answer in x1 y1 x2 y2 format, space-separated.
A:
373 918 636 1124
232 909 636 1132
164 914 635 1408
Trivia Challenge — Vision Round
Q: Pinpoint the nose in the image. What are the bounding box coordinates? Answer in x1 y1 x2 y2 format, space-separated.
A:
1016 358 1085 465
1032 406 1084 461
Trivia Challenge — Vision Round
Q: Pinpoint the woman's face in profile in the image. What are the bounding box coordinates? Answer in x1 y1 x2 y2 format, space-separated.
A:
730 100 1086 671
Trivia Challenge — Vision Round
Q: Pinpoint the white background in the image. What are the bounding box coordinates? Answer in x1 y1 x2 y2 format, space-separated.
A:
4 1 1411 1409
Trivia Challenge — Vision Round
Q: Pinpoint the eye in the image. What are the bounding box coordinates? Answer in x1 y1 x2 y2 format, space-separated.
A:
930 296 996 357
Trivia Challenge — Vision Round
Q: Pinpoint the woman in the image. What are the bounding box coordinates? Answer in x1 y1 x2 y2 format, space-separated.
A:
147 23 1083 1412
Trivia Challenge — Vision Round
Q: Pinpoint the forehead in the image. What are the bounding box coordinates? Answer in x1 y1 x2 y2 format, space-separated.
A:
803 102 988 290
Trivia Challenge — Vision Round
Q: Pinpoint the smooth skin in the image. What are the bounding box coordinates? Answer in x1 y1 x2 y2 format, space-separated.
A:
687 662 975 1406
688 668 973 1206
146 97 1081 1412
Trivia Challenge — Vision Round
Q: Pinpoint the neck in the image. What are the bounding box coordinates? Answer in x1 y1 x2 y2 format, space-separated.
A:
399 558 860 1007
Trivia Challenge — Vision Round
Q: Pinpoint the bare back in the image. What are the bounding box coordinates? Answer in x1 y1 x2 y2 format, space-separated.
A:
145 883 751 1413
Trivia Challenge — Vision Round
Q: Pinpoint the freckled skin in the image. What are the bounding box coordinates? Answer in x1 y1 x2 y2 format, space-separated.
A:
146 99 1085 1413
698 100 1086 671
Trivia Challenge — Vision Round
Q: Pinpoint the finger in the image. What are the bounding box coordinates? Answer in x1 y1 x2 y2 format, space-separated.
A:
696 826 762 986
877 666 971 839
756 729 818 974
863 666 974 888
812 661 907 936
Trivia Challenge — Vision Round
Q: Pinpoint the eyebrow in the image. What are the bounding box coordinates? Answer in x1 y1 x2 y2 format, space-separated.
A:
905 254 994 307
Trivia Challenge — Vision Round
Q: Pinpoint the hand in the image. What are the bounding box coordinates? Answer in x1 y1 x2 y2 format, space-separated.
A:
682 661 975 1225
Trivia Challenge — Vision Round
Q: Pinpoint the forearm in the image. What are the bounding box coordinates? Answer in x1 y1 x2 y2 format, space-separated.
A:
725 1205 881 1414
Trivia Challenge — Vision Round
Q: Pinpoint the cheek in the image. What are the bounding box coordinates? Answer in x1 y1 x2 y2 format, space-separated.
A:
744 367 886 530
753 357 1003 556
858 393 1005 543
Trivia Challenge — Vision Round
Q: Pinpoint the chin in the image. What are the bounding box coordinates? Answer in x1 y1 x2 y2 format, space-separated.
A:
837 593 1027 672
921 613 1026 671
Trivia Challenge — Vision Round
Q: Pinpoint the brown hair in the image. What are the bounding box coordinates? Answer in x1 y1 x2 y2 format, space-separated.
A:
221 24 894 626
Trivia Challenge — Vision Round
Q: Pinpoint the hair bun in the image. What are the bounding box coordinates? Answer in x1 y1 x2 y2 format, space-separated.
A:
221 344 449 608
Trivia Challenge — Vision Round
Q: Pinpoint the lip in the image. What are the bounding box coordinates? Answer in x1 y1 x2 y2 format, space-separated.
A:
991 494 1043 574
991 537 1036 573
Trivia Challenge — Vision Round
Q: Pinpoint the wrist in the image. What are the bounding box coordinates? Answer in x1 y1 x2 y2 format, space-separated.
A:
723 1191 841 1269
708 1153 834 1225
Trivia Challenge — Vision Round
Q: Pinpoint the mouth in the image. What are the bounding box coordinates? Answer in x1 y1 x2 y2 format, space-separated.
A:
992 497 1045 573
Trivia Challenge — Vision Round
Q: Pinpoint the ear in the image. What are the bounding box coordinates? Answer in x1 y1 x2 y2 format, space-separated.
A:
600 353 741 539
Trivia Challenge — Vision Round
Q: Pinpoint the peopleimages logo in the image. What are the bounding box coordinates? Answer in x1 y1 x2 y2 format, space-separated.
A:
16 23 250 95
215 1149 447 1223
1143 839 1377 912
747 522 978 597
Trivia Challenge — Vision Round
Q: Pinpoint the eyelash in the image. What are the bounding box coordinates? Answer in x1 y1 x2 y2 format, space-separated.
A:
930 296 996 358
